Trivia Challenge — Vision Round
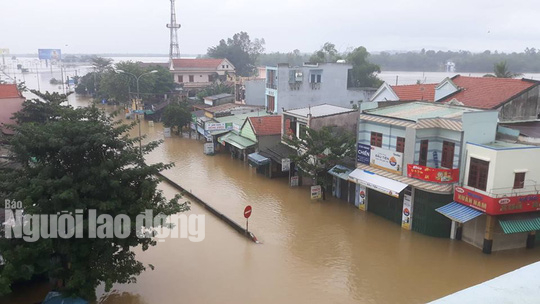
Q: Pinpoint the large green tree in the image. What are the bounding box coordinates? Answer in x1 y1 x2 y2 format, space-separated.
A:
207 32 265 77
283 126 356 200
309 42 342 64
161 102 192 136
0 93 187 300
346 46 383 88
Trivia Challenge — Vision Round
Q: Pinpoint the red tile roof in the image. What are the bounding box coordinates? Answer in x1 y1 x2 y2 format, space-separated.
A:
391 83 437 101
0 84 22 99
440 76 538 109
172 58 224 69
248 115 282 136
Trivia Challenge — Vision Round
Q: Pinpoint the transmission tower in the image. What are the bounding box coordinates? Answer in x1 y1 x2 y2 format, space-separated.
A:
167 0 181 64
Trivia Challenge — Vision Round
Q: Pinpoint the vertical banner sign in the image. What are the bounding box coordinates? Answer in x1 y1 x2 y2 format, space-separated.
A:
357 143 371 165
282 158 290 171
401 193 413 230
311 185 322 199
290 176 299 187
358 185 367 211
203 143 214 155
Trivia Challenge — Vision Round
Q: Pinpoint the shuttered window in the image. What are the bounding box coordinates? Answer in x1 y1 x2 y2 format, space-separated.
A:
370 132 382 147
514 172 525 189
468 158 489 191
396 137 405 153
419 140 428 166
441 141 455 168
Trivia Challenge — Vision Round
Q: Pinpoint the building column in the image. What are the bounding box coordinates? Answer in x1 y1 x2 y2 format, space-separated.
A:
527 231 536 249
483 215 495 254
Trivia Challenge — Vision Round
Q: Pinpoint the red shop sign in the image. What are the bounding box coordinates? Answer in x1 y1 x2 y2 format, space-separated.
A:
454 186 540 215
407 164 459 183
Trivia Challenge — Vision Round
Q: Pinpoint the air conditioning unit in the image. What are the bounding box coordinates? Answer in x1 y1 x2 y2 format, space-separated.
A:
295 72 303 82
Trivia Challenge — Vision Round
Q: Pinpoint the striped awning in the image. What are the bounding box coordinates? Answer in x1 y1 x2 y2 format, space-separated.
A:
436 202 483 223
498 215 540 234
355 163 453 194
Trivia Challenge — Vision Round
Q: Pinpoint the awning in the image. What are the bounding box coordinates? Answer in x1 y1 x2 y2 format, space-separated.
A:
259 143 296 163
218 132 256 150
328 165 354 180
348 169 408 198
498 214 540 234
248 152 270 166
436 202 483 223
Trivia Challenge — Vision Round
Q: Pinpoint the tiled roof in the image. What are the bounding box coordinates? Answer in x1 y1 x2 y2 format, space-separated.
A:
0 84 21 99
391 83 437 101
172 58 224 69
248 115 281 136
440 76 538 109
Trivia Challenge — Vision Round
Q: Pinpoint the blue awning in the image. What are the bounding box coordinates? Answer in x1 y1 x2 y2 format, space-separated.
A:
436 202 484 223
248 152 270 166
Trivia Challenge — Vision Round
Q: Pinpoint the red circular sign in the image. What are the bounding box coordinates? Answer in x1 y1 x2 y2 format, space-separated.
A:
244 205 252 218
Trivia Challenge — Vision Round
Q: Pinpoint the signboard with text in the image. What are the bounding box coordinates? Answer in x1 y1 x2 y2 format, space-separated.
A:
282 158 290 171
204 143 214 155
357 143 371 165
38 48 61 60
401 193 413 230
358 185 367 211
205 122 233 131
407 164 459 183
370 146 403 174
311 185 322 199
0 48 9 55
290 176 299 187
454 186 540 215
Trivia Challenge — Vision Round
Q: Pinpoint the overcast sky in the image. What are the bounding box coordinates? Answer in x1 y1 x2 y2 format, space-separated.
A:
2 0 539 55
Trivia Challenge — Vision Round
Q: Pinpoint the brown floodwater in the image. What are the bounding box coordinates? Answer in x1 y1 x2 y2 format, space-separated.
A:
2 99 540 304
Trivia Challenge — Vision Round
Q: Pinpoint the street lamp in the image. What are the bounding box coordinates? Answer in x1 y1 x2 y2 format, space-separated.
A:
115 69 158 155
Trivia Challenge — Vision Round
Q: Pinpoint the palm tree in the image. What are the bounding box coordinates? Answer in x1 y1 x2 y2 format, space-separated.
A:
484 61 522 78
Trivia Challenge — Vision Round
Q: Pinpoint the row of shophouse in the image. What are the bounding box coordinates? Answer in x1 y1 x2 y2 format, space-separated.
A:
179 57 540 254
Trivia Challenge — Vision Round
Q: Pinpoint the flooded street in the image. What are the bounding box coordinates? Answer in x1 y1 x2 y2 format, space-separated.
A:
3 71 540 304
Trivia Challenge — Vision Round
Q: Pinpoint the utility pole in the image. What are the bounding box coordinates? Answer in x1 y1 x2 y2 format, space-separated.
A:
167 0 181 67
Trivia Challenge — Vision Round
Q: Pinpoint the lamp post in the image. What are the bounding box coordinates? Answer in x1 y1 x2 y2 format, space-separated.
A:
116 69 158 155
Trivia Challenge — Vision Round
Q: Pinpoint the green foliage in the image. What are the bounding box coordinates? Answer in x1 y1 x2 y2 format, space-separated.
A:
0 94 187 300
347 47 383 88
370 48 540 73
283 126 356 199
161 102 192 135
484 61 523 78
207 31 265 77
309 42 342 64
12 90 70 124
196 83 233 101
257 49 310 67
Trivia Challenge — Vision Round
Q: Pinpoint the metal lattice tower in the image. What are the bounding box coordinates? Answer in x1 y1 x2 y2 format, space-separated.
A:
167 0 181 63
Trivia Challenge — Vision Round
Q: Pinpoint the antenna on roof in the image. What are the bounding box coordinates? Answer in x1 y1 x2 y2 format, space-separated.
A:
308 105 311 116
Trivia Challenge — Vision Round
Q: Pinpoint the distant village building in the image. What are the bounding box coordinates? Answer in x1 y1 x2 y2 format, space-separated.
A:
370 75 540 122
203 93 234 106
265 63 376 114
0 84 25 136
170 58 236 96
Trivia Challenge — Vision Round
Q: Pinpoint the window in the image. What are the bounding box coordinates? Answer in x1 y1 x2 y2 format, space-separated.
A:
189 75 194 82
396 137 405 153
419 140 428 166
370 132 382 147
177 75 183 82
267 95 275 113
514 172 525 189
309 70 322 83
226 65 229 68
441 141 455 168
208 75 213 82
468 158 489 191
222 65 225 68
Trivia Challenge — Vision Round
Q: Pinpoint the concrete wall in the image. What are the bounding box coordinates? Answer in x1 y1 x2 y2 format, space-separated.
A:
462 215 528 251
310 111 358 134
245 79 266 106
498 86 540 122
266 63 375 113
415 128 462 169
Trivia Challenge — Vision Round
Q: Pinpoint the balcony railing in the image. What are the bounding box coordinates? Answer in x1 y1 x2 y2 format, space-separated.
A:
459 183 540 198
266 83 277 89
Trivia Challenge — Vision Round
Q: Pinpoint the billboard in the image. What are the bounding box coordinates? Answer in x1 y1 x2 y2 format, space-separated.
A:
38 49 62 60
407 164 459 183
0 48 9 55
370 146 403 174
454 186 540 215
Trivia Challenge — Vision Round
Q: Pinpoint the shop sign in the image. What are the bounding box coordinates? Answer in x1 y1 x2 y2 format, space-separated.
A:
205 122 233 131
290 176 299 187
407 164 459 183
163 128 171 138
233 123 241 132
204 143 214 155
311 185 322 199
401 193 412 230
454 186 540 215
370 146 403 174
358 185 367 211
357 143 371 165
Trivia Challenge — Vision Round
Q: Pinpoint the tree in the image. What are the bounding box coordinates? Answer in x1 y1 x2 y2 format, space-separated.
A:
484 61 523 78
162 102 192 135
346 46 383 88
0 94 187 300
309 42 342 63
283 126 356 200
207 32 265 77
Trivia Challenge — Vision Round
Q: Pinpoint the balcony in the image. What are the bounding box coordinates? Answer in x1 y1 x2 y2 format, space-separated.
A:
266 83 277 89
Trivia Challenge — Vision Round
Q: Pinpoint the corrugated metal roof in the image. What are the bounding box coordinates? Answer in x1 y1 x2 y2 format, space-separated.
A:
328 165 354 180
498 215 540 234
218 133 256 150
436 202 483 223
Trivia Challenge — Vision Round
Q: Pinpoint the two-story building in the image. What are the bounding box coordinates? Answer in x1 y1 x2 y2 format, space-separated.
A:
437 141 540 253
171 58 236 96
347 102 499 238
265 63 376 114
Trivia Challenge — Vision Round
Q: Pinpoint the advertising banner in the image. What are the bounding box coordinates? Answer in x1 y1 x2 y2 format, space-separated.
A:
0 48 9 55
205 122 233 131
454 186 540 215
407 164 459 183
290 176 299 187
38 49 62 60
311 185 322 199
358 185 367 211
357 143 371 165
370 146 403 174
401 193 413 230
